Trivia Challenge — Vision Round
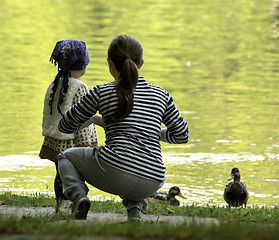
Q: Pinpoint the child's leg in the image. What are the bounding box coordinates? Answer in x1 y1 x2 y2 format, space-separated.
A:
54 162 72 214
54 162 68 200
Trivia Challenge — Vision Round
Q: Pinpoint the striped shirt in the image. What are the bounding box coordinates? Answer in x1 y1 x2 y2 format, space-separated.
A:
59 77 189 182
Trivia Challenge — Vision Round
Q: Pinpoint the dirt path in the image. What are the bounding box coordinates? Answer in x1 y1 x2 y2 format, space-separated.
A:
0 205 219 225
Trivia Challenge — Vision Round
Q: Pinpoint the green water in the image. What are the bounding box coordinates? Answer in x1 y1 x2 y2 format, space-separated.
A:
0 0 278 207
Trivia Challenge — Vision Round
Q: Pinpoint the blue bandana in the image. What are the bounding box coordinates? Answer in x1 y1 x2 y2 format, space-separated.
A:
50 39 90 71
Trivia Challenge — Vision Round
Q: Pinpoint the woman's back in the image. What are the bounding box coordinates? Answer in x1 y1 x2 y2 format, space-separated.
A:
100 78 167 142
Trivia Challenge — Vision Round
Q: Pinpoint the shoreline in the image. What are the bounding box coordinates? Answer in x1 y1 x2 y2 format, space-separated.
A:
0 205 220 226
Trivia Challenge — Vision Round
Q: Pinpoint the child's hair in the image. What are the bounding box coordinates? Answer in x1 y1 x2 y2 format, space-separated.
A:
49 39 90 115
107 35 143 124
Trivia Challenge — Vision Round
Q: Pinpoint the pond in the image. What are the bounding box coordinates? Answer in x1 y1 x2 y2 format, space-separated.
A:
0 0 279 207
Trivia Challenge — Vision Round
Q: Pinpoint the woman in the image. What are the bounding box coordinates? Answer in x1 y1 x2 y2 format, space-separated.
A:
57 35 189 221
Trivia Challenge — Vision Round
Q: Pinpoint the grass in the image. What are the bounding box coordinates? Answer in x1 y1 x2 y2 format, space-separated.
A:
1 192 279 239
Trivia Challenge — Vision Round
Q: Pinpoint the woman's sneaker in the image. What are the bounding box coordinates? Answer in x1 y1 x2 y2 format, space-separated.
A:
71 195 91 220
127 207 143 222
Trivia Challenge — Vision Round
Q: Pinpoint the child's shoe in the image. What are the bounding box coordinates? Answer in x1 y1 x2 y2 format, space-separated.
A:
56 198 71 215
71 195 91 220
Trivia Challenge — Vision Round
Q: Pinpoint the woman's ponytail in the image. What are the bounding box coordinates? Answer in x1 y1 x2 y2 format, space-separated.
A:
111 58 138 123
107 35 143 124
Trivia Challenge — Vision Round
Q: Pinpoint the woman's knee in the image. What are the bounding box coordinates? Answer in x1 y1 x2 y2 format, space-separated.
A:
57 148 73 162
57 147 85 163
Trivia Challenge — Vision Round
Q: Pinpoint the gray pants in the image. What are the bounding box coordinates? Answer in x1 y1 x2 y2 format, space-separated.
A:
57 147 164 212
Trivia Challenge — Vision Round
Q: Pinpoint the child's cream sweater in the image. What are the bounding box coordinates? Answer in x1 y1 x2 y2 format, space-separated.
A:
42 77 91 140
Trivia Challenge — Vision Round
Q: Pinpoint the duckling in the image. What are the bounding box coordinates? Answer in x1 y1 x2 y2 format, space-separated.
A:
224 168 249 208
147 186 186 206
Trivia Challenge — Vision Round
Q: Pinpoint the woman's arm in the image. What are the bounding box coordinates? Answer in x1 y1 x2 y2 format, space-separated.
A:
72 85 95 147
59 87 100 134
162 95 189 144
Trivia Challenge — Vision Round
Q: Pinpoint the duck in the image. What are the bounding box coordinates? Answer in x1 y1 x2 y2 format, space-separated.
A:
147 186 186 206
223 168 249 208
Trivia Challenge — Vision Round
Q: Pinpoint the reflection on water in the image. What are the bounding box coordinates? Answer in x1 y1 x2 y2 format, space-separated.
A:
0 150 278 206
0 0 279 206
0 154 54 194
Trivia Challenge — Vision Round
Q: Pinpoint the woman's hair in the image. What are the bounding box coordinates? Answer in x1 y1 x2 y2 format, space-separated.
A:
49 39 90 115
107 35 143 123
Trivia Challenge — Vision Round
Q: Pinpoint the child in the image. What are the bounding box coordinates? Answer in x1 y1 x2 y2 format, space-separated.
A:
57 35 189 221
39 39 98 212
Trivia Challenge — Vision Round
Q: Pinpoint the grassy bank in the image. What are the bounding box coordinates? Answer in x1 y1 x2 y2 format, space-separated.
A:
1 192 279 240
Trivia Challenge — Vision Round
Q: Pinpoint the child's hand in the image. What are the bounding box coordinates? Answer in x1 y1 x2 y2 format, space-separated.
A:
80 115 104 129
